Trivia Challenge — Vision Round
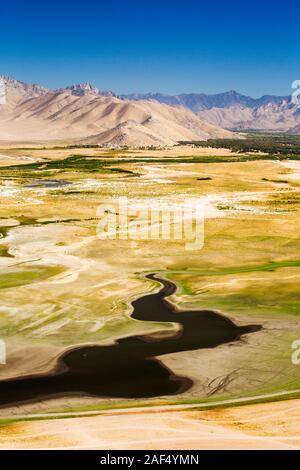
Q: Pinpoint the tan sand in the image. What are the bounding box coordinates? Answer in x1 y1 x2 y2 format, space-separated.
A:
1 399 300 450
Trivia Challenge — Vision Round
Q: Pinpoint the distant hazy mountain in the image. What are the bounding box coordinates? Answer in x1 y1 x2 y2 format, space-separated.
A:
122 90 289 111
0 76 235 145
122 91 300 133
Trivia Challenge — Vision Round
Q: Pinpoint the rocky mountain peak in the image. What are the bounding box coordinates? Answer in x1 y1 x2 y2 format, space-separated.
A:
60 82 116 98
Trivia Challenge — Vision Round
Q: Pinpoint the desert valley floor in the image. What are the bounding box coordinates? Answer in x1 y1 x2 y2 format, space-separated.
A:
0 143 299 448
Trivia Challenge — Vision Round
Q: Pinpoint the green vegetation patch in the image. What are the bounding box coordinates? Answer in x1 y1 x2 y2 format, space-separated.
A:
0 155 139 179
180 134 300 157
0 265 64 289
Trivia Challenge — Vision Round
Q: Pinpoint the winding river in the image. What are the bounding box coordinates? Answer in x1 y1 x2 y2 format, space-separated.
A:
0 273 261 406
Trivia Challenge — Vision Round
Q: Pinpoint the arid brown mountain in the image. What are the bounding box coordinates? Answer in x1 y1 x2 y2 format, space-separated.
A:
0 75 49 108
123 91 300 134
55 82 116 97
197 100 300 132
3 75 298 144
0 77 235 145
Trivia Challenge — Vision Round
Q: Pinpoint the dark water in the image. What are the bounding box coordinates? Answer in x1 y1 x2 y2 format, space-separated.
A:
25 179 72 188
0 274 261 406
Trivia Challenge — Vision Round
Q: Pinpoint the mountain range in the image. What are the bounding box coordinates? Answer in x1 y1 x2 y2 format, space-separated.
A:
0 75 299 146
122 90 300 133
0 76 235 146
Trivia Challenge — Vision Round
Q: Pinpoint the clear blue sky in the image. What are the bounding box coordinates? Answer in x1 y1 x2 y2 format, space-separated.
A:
1 0 299 97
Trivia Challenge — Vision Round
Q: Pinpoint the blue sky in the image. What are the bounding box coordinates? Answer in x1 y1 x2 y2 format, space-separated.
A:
1 0 299 97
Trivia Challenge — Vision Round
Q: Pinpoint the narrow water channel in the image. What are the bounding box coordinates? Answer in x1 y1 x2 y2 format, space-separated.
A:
0 273 261 406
